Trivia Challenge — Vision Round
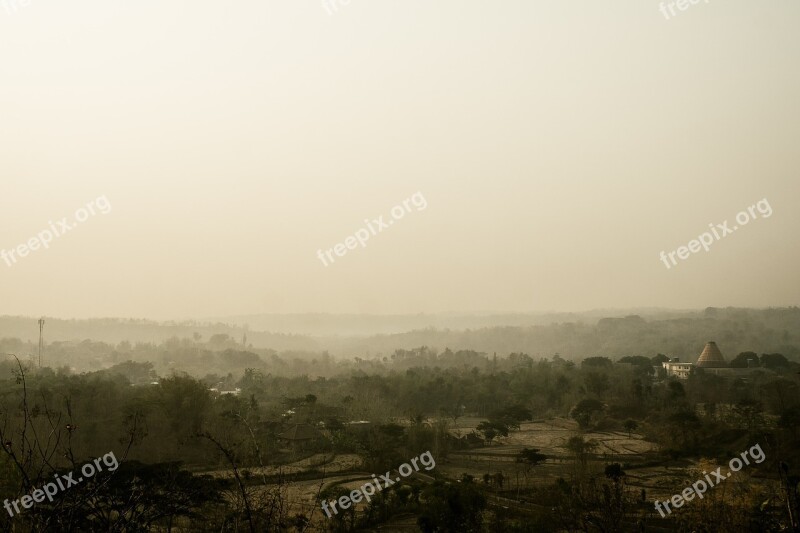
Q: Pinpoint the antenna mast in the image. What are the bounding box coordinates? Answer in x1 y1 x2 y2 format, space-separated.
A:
38 318 45 368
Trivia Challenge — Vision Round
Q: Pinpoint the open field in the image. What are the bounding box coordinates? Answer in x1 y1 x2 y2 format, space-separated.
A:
173 415 783 531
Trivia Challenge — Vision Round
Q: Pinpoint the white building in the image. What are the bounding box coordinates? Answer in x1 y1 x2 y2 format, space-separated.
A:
662 358 693 379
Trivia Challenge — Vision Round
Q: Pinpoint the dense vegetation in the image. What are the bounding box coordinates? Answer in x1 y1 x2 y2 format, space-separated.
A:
1 309 799 530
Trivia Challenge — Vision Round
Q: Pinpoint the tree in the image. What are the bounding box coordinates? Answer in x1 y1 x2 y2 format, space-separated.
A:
732 398 764 431
101 360 157 384
584 372 610 397
631 378 644 400
0 355 196 532
779 409 800 439
618 356 654 376
209 333 233 346
476 420 509 445
418 479 486 533
665 411 701 451
238 368 265 391
491 404 532 432
493 472 504 489
570 399 604 429
758 378 800 414
582 357 613 369
82 461 224 531
730 351 759 368
761 353 789 370
623 419 638 438
618 356 651 367
651 354 669 365
516 448 547 494
565 436 598 468
156 375 213 437
604 463 625 482
667 380 685 400
517 447 547 467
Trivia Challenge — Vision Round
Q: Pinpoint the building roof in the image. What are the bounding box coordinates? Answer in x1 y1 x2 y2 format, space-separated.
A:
696 341 727 368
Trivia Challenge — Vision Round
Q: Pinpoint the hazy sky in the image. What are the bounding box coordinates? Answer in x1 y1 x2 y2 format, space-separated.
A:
1 0 798 320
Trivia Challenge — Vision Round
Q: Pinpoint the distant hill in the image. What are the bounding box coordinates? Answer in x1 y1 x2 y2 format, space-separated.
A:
0 316 319 352
1 307 798 363
327 307 800 362
202 309 691 336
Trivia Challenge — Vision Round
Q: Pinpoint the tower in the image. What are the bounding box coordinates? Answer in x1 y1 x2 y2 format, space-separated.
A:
38 318 45 368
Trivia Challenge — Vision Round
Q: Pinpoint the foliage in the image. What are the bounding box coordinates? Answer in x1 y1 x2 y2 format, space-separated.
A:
476 420 509 444
417 479 486 533
570 399 604 429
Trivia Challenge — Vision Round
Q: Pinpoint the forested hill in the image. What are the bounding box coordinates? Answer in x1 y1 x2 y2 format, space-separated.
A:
331 307 800 361
0 307 798 362
0 316 320 351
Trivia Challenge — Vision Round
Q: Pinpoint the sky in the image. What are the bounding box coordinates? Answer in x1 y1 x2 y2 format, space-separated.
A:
0 0 798 320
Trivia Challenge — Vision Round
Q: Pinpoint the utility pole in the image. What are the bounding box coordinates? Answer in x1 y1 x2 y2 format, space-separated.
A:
779 461 799 532
38 318 45 368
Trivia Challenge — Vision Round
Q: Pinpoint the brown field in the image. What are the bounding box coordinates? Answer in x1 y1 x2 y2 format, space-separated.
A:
204 418 772 530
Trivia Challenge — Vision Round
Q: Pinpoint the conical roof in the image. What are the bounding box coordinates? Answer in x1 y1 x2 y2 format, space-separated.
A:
696 341 727 368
